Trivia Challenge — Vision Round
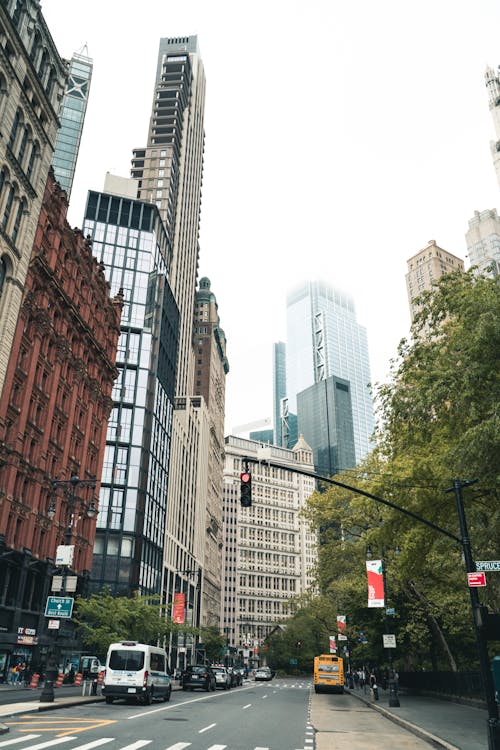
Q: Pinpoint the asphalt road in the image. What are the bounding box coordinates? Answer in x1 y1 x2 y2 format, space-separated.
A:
0 678 314 750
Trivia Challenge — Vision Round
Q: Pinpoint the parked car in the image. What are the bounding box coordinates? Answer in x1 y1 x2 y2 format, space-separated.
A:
211 665 231 689
254 666 273 681
227 667 242 687
181 665 216 692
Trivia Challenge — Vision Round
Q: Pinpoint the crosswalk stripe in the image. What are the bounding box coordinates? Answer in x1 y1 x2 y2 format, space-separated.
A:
0 737 41 748
206 745 227 750
117 743 152 750
163 744 191 750
19 738 76 750
68 739 115 750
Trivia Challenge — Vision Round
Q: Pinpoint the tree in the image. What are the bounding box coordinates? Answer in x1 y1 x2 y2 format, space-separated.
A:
73 590 181 656
199 626 225 663
305 271 500 671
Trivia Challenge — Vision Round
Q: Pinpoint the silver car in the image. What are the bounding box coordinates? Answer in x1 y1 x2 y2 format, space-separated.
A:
212 666 231 689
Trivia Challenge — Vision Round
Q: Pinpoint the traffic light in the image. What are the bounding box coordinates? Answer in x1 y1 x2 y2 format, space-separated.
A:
240 471 252 507
296 640 302 649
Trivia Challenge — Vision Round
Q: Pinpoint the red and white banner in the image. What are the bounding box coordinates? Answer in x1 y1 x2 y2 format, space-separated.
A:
337 615 348 640
329 635 337 653
366 559 385 608
172 592 186 624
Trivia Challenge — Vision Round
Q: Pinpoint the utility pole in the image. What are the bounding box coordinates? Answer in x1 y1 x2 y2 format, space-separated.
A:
446 479 499 750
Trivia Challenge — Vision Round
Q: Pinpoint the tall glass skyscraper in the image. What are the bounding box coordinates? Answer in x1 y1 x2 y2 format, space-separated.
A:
272 342 286 446
286 281 374 464
83 184 179 595
52 48 92 199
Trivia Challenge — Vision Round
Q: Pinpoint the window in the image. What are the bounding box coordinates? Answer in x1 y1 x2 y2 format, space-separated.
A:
2 186 15 230
0 257 6 298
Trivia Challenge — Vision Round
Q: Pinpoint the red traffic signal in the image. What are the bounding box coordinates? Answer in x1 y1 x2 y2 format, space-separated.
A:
240 471 252 508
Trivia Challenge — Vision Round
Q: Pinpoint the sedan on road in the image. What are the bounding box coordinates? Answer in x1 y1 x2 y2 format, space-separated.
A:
181 665 216 691
254 666 273 681
212 665 231 689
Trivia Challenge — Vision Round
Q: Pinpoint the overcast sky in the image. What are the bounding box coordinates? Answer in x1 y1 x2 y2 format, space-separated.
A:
41 0 500 434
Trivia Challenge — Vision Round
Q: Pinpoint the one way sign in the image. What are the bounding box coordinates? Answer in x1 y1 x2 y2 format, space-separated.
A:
44 596 74 618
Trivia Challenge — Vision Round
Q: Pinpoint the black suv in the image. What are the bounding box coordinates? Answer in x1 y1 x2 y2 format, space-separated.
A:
181 665 216 692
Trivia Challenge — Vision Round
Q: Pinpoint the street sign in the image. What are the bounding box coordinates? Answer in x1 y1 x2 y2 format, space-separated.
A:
56 545 74 566
475 561 500 572
47 619 60 630
45 596 74 618
383 634 397 648
386 607 396 615
468 572 487 587
289 658 297 665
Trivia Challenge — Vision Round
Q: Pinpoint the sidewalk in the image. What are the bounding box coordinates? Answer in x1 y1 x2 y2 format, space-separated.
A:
347 687 490 750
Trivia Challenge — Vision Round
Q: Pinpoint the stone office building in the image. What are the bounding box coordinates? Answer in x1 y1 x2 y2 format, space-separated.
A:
0 171 122 675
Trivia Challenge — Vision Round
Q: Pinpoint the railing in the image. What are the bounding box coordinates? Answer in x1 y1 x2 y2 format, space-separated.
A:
400 671 485 700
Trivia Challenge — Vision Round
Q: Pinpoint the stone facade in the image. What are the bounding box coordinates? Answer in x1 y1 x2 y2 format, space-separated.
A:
405 240 464 323
0 170 122 671
0 0 67 395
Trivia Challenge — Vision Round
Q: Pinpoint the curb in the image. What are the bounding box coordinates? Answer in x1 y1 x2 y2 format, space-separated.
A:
347 689 460 750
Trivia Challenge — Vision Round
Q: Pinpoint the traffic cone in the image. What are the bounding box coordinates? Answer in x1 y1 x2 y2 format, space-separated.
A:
74 672 82 687
55 673 64 688
29 673 40 689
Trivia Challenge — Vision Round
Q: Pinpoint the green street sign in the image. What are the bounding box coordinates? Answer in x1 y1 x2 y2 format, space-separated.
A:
45 596 74 619
289 658 298 665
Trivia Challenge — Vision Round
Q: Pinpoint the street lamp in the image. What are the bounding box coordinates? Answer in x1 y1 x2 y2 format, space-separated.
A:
366 544 400 708
40 476 96 703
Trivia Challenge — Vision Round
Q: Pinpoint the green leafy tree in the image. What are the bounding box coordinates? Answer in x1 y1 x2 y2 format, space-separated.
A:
199 626 225 663
304 271 500 671
73 590 181 657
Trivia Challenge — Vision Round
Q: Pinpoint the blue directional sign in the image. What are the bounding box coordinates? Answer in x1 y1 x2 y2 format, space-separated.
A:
45 596 74 619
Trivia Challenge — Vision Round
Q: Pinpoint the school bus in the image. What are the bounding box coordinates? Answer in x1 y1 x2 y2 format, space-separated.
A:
314 654 344 693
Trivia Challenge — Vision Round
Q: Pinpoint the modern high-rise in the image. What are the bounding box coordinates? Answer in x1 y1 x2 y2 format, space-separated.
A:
52 46 92 199
465 209 500 277
222 435 317 664
485 65 500 190
0 0 67 396
285 281 374 464
405 240 464 322
297 375 356 477
272 342 286 447
112 36 226 647
83 176 179 597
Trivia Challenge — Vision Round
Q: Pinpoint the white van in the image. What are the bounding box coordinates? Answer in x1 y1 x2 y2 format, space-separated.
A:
102 641 171 705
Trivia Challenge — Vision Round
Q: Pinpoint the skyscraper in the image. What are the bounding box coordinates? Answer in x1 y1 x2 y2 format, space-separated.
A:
286 281 374 464
465 209 500 276
83 177 178 596
405 240 464 323
272 342 286 447
485 65 500 190
52 46 92 199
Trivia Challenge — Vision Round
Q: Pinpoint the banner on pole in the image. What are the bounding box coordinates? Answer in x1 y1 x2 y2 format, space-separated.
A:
337 614 346 633
329 634 337 653
366 559 385 608
172 592 185 624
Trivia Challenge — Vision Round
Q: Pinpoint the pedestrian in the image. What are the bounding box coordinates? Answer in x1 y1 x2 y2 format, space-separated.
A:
10 664 18 685
353 670 360 689
18 663 26 686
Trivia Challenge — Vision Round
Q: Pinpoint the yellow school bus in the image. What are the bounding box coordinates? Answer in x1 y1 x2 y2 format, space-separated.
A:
314 654 344 694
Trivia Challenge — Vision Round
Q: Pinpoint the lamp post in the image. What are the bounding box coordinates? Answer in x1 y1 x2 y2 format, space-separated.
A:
40 476 96 703
366 544 400 707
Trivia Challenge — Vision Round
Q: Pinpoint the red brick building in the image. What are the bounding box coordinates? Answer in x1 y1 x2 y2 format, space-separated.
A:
0 171 122 674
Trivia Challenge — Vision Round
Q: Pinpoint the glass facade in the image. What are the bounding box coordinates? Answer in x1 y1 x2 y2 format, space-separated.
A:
297 375 356 476
52 51 92 199
286 281 374 464
83 191 179 595
272 342 286 447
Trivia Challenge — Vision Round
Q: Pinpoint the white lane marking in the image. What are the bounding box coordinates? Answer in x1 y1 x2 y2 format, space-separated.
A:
118 743 152 750
261 694 268 699
206 746 227 750
73 741 115 750
129 684 256 719
0 738 41 748
163 744 191 750
19 739 76 750
242 703 252 709
198 723 216 734
255 747 270 749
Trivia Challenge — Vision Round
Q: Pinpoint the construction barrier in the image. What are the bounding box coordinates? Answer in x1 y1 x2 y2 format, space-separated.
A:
82 679 98 696
97 671 104 685
29 673 40 689
55 673 64 688
74 672 83 687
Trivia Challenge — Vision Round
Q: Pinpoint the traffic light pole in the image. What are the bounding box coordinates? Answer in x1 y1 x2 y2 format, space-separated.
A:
242 456 499 750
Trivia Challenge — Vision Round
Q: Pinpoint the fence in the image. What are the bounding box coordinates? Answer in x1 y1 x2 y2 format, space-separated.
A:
400 671 484 699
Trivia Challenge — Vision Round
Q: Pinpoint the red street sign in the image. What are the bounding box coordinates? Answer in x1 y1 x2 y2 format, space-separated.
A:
468 572 486 587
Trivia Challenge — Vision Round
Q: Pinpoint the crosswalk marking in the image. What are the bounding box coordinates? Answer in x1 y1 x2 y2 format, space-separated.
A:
198 723 216 733
0 737 41 747
206 745 227 750
68 740 114 750
163 744 191 750
18 738 76 750
118 743 152 750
